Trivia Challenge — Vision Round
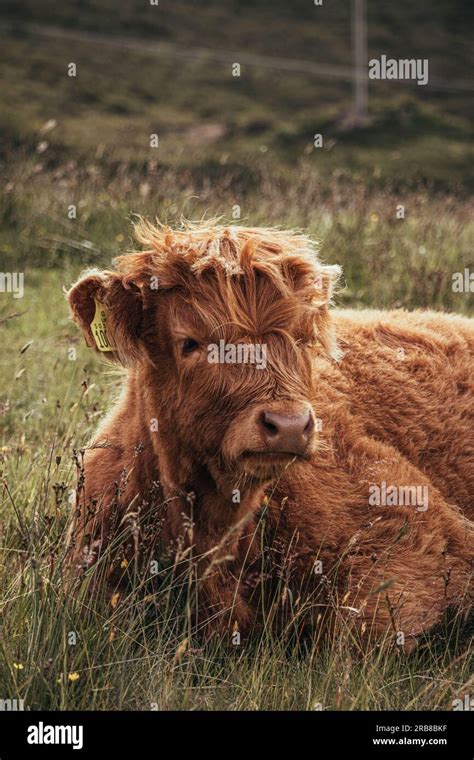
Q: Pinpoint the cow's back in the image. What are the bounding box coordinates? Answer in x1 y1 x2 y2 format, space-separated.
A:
330 309 474 513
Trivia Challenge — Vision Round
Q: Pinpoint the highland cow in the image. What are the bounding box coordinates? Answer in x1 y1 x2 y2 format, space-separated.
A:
67 221 473 648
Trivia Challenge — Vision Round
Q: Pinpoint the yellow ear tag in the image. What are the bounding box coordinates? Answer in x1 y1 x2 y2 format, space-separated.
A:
91 298 116 352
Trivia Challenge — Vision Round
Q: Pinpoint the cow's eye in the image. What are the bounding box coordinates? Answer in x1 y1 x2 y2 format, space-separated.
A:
181 338 200 355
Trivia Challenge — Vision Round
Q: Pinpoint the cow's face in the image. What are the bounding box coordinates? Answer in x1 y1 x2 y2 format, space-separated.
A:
68 228 340 492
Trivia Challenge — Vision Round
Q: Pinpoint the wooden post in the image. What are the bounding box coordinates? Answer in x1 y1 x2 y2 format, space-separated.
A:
353 0 368 125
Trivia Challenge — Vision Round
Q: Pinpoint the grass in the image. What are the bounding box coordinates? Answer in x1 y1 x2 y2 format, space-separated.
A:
1 14 473 194
2 162 474 312
0 1 473 711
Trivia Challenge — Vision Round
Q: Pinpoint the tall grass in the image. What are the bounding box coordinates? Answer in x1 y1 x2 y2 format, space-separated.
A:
2 160 473 312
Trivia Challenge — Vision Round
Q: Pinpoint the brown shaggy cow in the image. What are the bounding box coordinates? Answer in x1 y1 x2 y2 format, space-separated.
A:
67 220 473 649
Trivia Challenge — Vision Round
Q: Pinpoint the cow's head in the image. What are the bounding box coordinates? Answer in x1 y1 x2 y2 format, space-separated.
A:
68 221 341 496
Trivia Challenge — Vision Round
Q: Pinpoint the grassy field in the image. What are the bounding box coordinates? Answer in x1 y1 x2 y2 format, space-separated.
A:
0 1 473 711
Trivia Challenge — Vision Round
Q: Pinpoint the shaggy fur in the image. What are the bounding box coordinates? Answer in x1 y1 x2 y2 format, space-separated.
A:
67 220 473 648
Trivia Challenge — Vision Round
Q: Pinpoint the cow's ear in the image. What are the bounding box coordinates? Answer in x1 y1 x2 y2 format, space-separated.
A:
67 269 145 365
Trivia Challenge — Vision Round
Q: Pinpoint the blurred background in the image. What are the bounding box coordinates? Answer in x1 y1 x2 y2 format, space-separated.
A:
0 0 473 310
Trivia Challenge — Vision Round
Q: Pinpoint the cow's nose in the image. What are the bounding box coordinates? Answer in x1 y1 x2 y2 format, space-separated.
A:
259 408 315 455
